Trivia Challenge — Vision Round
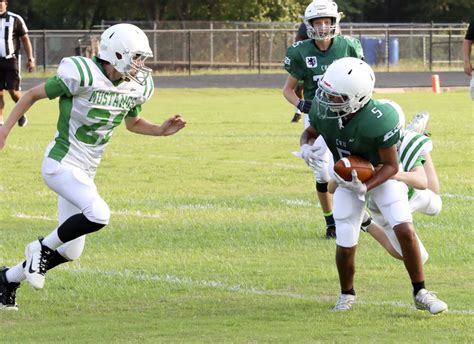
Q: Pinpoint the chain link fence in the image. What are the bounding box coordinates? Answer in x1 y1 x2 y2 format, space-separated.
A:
24 22 468 74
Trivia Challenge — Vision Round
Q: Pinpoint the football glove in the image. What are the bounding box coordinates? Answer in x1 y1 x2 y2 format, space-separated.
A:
293 143 324 173
296 100 312 114
334 170 367 201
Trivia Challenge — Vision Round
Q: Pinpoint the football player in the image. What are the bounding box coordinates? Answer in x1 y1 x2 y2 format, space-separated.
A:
328 115 441 264
290 22 309 123
298 57 447 314
283 0 364 239
0 23 186 311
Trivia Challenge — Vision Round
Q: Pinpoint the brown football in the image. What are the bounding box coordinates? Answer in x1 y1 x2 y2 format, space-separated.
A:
334 155 374 182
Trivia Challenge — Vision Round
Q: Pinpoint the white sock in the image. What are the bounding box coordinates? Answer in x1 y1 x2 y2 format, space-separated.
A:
42 228 64 250
5 263 26 283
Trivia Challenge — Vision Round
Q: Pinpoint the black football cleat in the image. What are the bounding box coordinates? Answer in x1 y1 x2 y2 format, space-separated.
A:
0 267 20 311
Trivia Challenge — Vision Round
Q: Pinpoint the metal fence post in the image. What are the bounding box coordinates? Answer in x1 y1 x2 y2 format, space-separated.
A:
188 30 192 76
235 23 239 63
42 29 47 72
210 22 214 67
429 22 433 71
257 30 261 74
385 26 389 72
448 27 452 69
153 22 157 64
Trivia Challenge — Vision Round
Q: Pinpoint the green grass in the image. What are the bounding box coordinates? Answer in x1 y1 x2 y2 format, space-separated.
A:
0 89 473 343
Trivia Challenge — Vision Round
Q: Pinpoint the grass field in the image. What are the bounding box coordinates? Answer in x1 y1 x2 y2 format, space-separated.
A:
0 88 473 343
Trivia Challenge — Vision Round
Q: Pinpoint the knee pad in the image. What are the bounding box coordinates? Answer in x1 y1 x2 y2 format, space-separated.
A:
57 235 86 261
83 197 110 225
409 189 442 216
333 188 364 248
379 200 412 228
423 193 442 216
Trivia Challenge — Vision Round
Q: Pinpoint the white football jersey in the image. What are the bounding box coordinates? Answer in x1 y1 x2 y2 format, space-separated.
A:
44 56 154 175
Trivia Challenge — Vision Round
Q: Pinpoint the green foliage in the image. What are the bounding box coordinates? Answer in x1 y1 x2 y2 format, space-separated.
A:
7 0 470 29
0 88 473 342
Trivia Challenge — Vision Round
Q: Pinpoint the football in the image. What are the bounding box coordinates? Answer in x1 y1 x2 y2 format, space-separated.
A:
334 155 374 182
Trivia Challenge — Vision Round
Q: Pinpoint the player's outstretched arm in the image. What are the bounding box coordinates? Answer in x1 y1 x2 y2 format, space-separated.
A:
0 83 47 150
391 165 428 190
125 114 186 136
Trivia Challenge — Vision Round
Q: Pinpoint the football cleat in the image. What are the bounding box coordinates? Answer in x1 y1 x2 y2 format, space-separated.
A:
325 225 336 239
17 115 28 127
333 293 356 311
414 289 448 314
406 112 430 136
291 112 302 123
0 267 20 311
24 237 53 289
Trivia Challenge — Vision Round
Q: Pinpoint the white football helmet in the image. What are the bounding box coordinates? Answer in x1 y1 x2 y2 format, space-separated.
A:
315 57 375 119
98 23 153 85
304 0 341 40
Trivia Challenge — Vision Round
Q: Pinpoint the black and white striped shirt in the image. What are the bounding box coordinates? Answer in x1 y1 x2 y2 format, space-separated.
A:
0 11 28 59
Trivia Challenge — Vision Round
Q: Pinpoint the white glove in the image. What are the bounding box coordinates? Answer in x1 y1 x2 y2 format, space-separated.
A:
334 170 367 201
292 143 324 172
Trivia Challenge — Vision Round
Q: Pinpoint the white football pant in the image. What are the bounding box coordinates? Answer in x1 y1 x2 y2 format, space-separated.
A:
334 179 412 248
41 157 110 260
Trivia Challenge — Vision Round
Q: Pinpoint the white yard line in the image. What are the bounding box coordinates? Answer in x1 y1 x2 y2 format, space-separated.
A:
71 268 474 315
442 193 474 201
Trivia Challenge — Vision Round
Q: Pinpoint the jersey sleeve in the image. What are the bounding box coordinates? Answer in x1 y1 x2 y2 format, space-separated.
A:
55 57 87 96
126 75 154 117
142 75 155 102
399 131 432 172
369 105 402 149
283 43 306 80
465 21 474 40
44 76 71 99
126 105 142 118
13 15 28 36
348 37 364 59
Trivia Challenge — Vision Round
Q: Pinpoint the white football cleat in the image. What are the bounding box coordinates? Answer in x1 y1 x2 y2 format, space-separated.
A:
333 293 356 311
414 289 448 314
406 112 430 135
24 238 53 289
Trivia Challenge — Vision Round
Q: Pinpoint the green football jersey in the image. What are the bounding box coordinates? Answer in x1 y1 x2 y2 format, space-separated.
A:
309 99 402 166
283 35 364 100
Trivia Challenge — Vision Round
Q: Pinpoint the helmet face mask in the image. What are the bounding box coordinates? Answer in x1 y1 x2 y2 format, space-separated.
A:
123 53 152 85
315 57 375 120
304 0 341 41
98 23 153 85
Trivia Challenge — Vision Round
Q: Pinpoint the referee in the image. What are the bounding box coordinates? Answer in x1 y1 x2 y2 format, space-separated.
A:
0 0 35 127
